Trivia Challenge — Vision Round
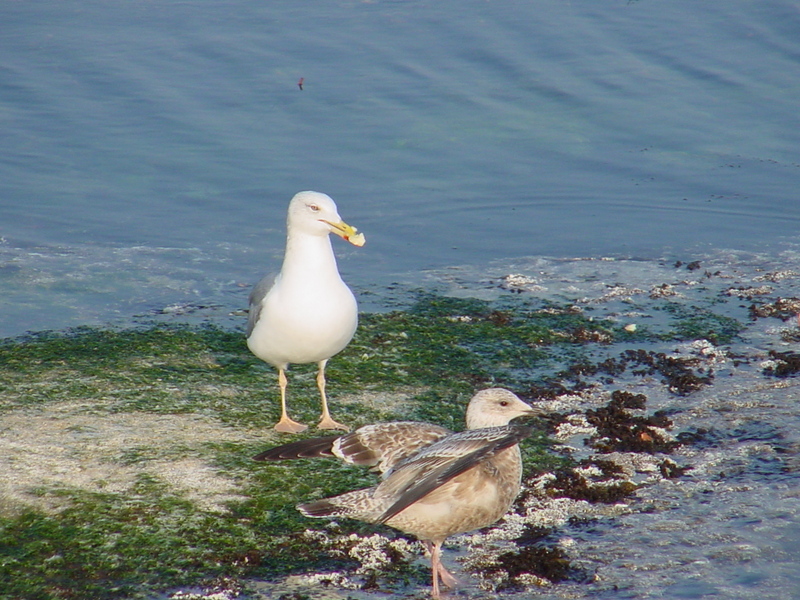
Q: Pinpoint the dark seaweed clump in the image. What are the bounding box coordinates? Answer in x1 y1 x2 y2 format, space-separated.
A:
542 467 639 504
561 350 715 396
763 350 800 377
585 390 680 453
485 545 577 589
478 526 588 590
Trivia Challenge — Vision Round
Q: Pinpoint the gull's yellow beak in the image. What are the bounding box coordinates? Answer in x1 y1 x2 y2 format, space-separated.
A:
323 219 366 247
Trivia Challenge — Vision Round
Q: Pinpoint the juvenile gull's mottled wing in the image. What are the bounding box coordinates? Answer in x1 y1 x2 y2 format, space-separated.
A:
375 424 533 524
336 422 452 475
253 421 452 475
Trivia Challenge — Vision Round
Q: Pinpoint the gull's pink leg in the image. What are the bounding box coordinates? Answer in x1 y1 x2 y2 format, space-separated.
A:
424 540 461 598
315 359 350 431
273 368 308 433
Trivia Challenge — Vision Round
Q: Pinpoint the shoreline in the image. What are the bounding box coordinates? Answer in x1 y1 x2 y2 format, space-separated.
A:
2 259 800 599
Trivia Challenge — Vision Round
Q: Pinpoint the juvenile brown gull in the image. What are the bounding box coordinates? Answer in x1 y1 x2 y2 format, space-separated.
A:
246 191 365 434
254 388 539 598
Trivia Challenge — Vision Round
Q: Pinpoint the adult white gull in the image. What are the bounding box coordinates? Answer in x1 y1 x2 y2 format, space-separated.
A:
254 388 540 598
246 191 365 433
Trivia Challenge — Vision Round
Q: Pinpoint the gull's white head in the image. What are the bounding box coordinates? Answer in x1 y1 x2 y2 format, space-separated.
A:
287 191 365 246
465 388 539 429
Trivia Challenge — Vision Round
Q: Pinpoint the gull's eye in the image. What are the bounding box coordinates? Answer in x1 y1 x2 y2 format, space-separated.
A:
500 400 509 407
308 204 320 212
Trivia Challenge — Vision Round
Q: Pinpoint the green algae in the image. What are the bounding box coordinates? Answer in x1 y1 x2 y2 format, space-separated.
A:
0 292 745 599
656 302 744 345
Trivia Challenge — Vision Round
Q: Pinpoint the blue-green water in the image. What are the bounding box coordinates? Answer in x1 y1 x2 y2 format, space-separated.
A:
1 0 799 335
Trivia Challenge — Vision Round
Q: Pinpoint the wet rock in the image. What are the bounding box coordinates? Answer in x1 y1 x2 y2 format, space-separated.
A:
568 327 613 344
725 285 773 298
499 273 547 293
674 260 702 271
658 458 692 479
650 283 681 298
748 296 800 320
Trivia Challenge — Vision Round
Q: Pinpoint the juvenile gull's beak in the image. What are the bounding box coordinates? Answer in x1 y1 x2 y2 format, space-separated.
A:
323 219 366 247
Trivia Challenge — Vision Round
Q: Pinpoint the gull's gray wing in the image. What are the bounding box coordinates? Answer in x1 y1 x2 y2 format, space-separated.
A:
246 273 277 337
